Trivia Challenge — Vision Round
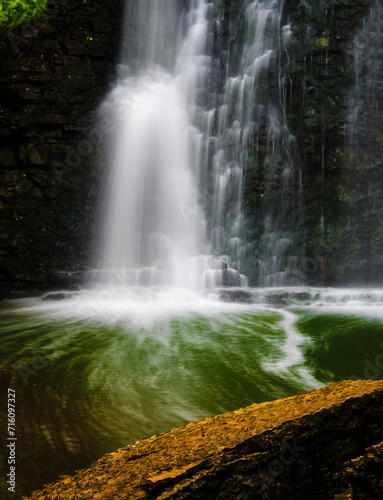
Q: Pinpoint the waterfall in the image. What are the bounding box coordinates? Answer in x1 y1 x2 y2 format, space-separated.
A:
95 0 207 291
201 0 298 287
93 0 295 291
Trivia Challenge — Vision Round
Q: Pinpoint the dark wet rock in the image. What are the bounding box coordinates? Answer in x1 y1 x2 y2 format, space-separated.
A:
211 259 229 270
47 270 85 287
242 0 383 287
26 380 383 499
0 0 124 290
344 441 383 498
41 291 77 301
217 287 254 302
220 269 242 287
263 291 290 305
289 292 313 301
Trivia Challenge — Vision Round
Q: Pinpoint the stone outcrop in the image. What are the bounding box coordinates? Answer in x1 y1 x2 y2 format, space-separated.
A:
284 0 383 286
0 0 123 296
25 380 383 499
242 0 383 286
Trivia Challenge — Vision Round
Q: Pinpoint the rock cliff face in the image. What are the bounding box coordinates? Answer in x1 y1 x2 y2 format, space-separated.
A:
0 0 123 295
241 0 383 285
285 0 383 285
25 380 383 499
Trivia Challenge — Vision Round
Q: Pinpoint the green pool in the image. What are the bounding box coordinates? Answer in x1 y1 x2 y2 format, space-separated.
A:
1 287 382 498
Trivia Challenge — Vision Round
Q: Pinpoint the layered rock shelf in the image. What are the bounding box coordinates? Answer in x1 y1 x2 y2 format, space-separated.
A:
26 380 383 499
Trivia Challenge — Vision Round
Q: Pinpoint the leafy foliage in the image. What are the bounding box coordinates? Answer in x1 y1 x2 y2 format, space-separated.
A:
0 0 47 36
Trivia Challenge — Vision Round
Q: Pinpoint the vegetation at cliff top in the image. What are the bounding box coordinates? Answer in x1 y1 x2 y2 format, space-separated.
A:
0 0 47 36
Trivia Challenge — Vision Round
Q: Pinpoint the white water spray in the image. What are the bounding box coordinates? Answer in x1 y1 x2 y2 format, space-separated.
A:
94 0 248 292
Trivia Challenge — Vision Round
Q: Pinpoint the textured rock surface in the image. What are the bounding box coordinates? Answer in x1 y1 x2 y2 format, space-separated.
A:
285 0 383 286
242 0 383 286
25 380 383 499
0 0 123 296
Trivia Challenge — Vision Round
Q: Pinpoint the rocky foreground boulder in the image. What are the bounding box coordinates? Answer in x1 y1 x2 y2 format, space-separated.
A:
26 380 383 499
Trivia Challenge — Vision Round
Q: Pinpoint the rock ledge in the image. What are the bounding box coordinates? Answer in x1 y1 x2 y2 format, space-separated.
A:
26 380 383 499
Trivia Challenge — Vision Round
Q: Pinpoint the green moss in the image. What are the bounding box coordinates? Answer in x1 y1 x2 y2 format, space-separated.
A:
0 0 47 36
315 37 330 49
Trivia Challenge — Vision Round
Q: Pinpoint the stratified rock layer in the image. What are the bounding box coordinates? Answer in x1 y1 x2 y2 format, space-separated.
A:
0 0 123 295
26 380 383 499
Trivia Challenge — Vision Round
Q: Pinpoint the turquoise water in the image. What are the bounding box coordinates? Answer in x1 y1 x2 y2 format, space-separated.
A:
0 288 382 498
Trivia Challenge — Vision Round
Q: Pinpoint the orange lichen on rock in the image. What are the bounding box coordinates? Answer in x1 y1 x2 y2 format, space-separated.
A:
25 380 383 499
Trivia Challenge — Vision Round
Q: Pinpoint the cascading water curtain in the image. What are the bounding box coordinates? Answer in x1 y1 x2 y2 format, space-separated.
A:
94 0 299 290
194 0 300 286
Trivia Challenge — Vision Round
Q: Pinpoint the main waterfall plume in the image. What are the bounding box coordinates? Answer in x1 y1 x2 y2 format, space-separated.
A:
97 0 207 290
93 0 296 291
95 0 247 291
